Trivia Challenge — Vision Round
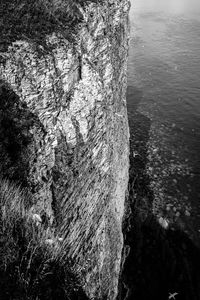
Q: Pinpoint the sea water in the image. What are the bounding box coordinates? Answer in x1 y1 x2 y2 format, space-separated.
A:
127 0 200 243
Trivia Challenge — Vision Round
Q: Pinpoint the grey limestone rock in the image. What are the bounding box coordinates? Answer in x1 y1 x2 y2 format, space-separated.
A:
0 0 130 298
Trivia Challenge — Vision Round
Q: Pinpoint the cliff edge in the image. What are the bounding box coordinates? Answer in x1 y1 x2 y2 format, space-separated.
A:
0 0 130 298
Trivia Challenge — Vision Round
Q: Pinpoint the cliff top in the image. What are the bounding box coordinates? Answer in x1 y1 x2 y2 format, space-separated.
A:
0 0 102 51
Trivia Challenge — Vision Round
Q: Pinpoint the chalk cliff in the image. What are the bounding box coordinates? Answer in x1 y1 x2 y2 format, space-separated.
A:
0 0 130 298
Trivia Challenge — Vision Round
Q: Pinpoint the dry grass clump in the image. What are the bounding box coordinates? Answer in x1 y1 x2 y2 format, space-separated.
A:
0 178 87 300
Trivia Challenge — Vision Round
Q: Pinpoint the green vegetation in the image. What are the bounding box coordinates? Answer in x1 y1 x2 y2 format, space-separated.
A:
0 178 87 300
0 0 102 51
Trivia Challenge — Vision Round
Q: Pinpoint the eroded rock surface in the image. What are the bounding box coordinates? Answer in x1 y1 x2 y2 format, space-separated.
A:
0 1 130 299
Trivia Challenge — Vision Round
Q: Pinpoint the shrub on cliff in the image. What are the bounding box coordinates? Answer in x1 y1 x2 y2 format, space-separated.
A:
0 178 87 300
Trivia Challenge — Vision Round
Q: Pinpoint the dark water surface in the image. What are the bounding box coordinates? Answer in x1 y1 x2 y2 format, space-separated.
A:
120 1 200 299
127 0 200 243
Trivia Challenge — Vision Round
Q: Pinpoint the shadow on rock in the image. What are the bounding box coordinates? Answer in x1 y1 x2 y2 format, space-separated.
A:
0 81 45 191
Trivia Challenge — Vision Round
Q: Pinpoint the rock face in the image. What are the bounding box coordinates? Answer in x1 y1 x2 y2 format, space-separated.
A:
0 0 130 299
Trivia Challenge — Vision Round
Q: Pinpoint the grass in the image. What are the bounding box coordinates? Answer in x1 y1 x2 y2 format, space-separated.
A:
0 0 102 51
0 178 88 300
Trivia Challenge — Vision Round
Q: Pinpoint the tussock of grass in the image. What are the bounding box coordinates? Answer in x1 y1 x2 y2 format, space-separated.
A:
0 178 88 300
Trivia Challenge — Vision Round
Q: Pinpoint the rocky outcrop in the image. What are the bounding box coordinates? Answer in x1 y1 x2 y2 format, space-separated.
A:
0 0 130 298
